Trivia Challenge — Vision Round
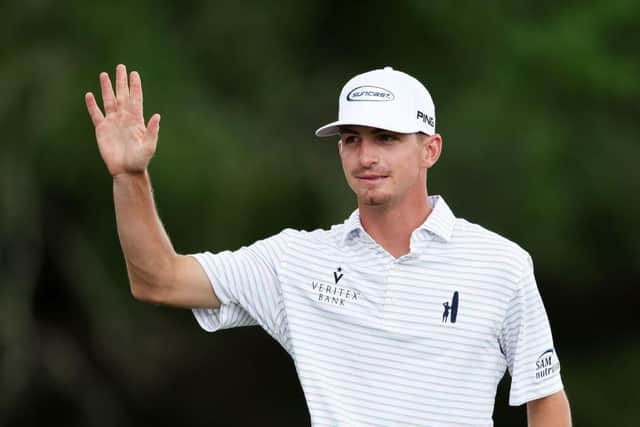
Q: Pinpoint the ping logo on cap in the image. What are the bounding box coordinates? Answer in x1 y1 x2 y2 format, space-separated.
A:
347 86 394 101
417 110 435 127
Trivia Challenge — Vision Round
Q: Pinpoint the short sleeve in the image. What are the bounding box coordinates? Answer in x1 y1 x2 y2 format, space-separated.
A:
190 230 293 346
499 255 564 406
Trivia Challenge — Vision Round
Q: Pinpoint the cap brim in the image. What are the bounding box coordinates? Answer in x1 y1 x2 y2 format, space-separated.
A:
315 119 428 138
315 121 343 137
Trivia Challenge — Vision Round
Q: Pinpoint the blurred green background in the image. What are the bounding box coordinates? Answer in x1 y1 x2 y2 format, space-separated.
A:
1 0 639 425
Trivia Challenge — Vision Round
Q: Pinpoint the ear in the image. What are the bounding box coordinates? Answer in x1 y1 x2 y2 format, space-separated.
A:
338 139 343 155
421 133 442 169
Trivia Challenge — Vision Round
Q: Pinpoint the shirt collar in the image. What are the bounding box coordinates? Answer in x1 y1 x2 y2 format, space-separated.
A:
420 195 456 242
341 195 456 246
341 209 365 245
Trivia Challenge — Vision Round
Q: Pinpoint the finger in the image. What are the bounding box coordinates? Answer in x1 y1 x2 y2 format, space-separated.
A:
129 71 143 119
85 92 105 126
99 72 117 114
144 113 161 149
115 64 129 105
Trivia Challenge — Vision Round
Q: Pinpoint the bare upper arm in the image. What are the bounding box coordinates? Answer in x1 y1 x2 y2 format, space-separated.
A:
131 254 221 309
172 255 221 308
526 390 572 427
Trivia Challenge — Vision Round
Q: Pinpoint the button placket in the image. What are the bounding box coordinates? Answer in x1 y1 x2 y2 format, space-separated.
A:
384 258 420 333
383 260 400 315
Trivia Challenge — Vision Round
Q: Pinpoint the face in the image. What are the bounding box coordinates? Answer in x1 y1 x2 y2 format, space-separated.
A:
338 125 441 209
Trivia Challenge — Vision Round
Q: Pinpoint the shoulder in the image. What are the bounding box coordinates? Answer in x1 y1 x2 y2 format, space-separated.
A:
241 226 341 271
451 217 533 274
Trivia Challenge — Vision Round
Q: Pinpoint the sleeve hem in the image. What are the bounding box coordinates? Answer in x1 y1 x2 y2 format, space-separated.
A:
189 252 232 305
192 307 224 332
188 252 230 332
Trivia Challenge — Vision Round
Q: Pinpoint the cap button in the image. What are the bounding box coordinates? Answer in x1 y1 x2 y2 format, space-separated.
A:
383 66 393 71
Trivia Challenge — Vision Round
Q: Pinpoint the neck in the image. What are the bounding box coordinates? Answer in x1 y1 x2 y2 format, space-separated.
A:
358 191 432 259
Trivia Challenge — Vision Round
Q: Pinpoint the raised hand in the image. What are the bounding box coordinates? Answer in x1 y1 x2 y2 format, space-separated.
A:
85 64 161 177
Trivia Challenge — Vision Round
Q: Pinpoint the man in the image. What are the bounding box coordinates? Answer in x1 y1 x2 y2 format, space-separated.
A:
85 64 572 426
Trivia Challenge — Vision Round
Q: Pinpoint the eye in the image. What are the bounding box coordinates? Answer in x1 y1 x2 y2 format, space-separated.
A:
341 135 359 144
377 133 397 143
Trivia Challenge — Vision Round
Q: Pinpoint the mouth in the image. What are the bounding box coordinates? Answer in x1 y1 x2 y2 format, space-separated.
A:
355 174 389 184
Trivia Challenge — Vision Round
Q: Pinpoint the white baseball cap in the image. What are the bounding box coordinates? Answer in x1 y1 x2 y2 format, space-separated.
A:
315 66 436 137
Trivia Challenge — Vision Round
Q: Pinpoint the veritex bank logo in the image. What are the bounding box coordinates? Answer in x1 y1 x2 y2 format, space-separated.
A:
347 86 394 101
310 267 360 307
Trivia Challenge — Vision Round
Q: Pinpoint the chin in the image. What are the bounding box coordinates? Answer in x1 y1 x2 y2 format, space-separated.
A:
359 191 391 207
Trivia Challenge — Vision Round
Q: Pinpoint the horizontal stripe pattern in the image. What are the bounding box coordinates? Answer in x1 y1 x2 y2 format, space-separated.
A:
191 196 563 425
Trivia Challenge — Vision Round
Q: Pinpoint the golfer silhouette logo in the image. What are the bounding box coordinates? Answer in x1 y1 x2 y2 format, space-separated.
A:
442 291 459 323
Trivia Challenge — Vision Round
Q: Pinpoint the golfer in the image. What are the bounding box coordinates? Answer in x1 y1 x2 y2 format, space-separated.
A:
85 64 572 426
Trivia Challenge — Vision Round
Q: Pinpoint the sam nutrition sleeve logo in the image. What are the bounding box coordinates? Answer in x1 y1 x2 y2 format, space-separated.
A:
535 349 559 382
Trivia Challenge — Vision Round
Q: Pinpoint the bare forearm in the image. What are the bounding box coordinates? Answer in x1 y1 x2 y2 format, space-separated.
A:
113 171 176 294
527 390 572 427
88 65 218 308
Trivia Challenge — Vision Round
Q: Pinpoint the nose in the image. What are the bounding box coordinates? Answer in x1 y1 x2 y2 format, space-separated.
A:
358 139 379 167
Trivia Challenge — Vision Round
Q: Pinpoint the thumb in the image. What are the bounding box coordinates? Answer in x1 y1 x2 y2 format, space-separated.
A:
144 113 161 149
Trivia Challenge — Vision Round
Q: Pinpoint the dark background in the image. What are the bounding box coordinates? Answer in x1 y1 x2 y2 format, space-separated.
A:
2 1 639 425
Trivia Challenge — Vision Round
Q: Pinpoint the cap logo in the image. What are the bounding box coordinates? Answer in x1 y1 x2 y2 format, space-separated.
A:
417 110 435 127
346 86 394 102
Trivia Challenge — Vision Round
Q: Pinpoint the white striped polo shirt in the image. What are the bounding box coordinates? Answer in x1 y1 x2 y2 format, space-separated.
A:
191 195 563 426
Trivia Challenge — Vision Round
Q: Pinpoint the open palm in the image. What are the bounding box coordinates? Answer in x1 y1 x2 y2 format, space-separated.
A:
85 64 160 177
